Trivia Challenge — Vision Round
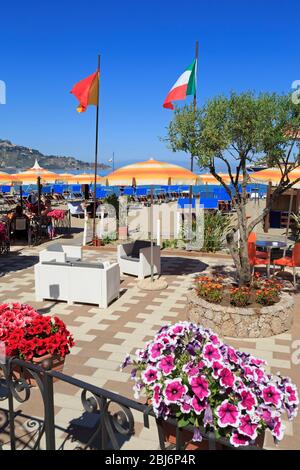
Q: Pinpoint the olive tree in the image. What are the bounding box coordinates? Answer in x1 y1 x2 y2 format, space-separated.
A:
165 92 300 285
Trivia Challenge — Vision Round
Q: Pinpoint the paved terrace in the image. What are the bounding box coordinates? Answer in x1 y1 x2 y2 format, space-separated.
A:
0 243 299 450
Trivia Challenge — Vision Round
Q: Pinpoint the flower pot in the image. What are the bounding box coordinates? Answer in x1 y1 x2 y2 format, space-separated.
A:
159 421 265 450
159 421 223 450
9 354 65 387
92 237 102 247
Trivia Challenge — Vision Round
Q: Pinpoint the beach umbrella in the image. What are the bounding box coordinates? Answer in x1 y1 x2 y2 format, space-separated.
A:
11 159 58 184
69 173 104 185
250 167 300 188
198 173 234 185
106 158 199 289
0 171 10 183
55 173 74 182
105 158 199 186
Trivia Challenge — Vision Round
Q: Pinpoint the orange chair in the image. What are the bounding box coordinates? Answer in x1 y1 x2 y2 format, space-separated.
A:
273 243 300 285
248 232 268 259
248 239 270 277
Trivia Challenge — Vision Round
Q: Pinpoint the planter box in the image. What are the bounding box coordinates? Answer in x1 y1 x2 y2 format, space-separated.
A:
159 421 264 450
186 290 294 338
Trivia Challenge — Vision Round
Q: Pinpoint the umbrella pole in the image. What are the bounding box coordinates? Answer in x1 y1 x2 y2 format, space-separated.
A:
20 185 23 213
150 185 154 282
285 191 294 244
37 176 41 217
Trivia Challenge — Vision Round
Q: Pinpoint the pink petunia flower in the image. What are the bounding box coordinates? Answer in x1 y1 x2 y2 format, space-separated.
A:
157 355 175 376
164 379 188 404
216 400 240 428
230 431 250 447
238 415 258 440
203 343 221 363
180 395 192 414
149 342 165 361
227 346 239 364
285 385 299 405
239 390 257 411
189 375 210 400
219 367 235 388
142 367 160 384
152 384 162 408
191 395 206 415
262 385 282 408
211 361 223 379
272 417 285 442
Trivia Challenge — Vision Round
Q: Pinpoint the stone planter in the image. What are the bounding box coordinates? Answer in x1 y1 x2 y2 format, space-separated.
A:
186 290 294 338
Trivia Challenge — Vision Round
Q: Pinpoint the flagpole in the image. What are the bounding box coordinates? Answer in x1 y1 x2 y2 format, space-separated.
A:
191 39 198 173
92 54 100 243
188 41 198 247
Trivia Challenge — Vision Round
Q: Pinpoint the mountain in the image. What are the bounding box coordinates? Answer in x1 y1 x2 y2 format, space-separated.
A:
0 139 110 171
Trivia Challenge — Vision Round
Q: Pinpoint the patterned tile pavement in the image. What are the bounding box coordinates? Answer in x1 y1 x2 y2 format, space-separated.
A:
0 243 299 450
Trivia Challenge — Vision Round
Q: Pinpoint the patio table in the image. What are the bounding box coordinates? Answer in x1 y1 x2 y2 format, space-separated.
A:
256 240 287 250
256 240 287 275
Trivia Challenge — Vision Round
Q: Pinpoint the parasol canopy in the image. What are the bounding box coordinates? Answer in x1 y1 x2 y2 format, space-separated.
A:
69 173 104 185
198 173 235 185
11 159 58 184
250 167 300 189
105 158 199 186
0 171 10 183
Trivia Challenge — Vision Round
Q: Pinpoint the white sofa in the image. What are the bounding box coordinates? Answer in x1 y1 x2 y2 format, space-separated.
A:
39 243 82 263
117 240 161 279
35 259 120 308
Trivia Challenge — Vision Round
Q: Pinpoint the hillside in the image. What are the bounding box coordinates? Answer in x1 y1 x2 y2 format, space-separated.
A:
0 139 110 171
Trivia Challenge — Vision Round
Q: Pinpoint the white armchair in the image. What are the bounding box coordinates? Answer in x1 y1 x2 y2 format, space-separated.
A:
117 240 161 279
39 243 82 263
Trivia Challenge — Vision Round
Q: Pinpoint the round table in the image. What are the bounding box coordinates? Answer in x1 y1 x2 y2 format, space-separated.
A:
256 240 287 249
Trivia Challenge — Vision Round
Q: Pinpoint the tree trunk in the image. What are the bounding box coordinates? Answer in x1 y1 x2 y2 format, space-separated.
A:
226 206 252 286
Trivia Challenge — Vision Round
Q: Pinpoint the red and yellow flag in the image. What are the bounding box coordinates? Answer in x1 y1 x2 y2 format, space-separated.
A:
70 70 99 113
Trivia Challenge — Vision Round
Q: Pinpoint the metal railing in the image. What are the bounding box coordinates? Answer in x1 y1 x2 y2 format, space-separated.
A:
0 357 261 451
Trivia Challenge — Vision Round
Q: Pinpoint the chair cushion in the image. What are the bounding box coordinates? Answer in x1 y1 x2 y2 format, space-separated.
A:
47 244 64 252
120 255 140 263
274 257 294 267
131 240 152 258
42 260 71 266
253 258 269 265
255 250 268 259
70 261 104 269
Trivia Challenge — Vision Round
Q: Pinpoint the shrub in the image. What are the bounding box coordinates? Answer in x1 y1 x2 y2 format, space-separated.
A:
202 211 231 252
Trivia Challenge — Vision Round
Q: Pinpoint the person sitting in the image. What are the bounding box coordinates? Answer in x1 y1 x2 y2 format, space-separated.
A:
10 205 30 242
41 197 52 216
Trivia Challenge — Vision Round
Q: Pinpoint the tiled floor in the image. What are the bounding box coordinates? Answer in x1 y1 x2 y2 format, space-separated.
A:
0 243 299 450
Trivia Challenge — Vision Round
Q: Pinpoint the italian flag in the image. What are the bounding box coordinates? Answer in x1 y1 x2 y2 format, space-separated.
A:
163 59 197 110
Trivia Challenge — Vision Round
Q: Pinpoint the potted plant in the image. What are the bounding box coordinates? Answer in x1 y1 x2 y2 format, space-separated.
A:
121 322 298 449
0 303 74 385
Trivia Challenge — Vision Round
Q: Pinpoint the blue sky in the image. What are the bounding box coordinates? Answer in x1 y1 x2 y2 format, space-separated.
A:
0 0 299 173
